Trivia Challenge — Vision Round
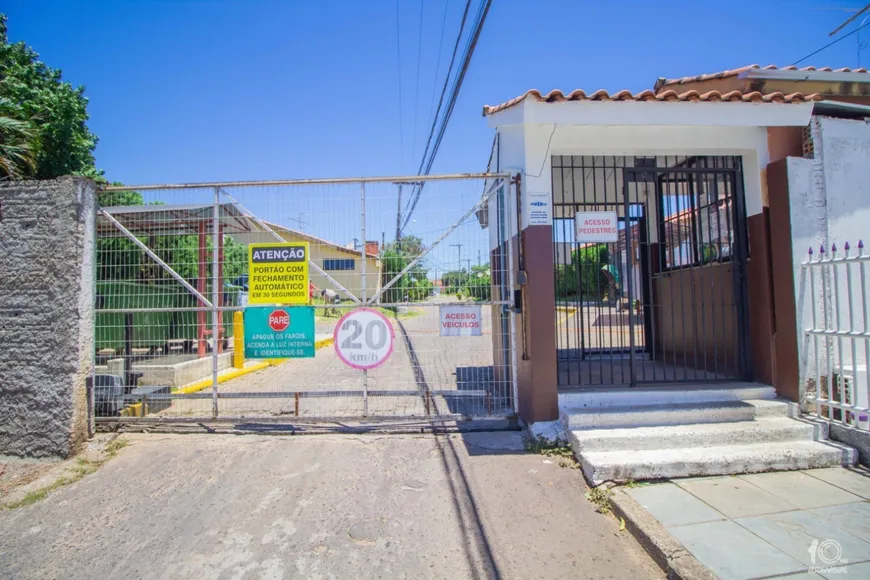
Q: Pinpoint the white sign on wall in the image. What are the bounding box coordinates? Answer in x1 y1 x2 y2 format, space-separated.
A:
526 192 552 226
440 305 482 337
575 211 619 243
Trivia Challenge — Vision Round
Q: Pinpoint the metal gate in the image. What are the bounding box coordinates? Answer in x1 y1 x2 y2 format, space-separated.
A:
93 173 516 423
553 155 750 387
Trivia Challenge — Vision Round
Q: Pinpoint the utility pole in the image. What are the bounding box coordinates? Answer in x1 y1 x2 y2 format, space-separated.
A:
395 183 403 243
449 243 463 271
477 249 481 267
394 181 423 243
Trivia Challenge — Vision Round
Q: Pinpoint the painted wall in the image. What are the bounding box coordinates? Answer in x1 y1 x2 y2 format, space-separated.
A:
787 116 870 400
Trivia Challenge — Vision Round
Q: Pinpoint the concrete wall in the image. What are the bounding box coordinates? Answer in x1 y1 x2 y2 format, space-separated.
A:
783 116 870 402
95 353 234 388
0 177 96 458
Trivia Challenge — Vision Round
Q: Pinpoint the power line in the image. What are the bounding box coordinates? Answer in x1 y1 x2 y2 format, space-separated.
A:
402 0 492 231
411 0 425 165
400 0 472 227
414 0 473 180
426 0 451 135
394 0 405 171
793 19 870 65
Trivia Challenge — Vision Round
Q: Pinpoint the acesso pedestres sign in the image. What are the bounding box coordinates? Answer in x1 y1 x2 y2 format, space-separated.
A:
575 211 618 243
440 305 482 337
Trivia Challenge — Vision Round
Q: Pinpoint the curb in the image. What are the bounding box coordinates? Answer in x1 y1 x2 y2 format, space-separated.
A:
610 488 716 580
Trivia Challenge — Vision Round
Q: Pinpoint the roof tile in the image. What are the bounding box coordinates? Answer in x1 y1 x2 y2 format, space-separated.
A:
482 88 822 116
656 64 870 87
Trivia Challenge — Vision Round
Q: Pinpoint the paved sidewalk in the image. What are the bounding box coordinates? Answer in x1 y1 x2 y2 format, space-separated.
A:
621 467 870 579
0 431 662 579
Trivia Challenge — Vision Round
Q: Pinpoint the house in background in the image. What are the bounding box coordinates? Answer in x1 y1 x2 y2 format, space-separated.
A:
230 222 382 302
481 64 870 483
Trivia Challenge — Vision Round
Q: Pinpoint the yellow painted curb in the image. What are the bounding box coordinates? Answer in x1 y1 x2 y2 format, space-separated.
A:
173 337 335 395
556 305 578 313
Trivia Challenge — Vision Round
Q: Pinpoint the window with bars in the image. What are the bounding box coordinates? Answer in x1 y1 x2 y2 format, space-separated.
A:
659 172 736 271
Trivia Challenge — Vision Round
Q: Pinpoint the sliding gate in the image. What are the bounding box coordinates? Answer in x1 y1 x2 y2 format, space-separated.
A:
94 174 517 422
553 155 750 386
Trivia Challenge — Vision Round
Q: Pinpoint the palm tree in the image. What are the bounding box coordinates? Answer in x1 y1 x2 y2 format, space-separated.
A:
0 97 35 179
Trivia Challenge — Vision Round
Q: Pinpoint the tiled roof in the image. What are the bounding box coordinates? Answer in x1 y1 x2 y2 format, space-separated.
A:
482 88 823 116
656 64 870 88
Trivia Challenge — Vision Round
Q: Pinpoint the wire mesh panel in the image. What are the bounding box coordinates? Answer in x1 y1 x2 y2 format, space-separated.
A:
552 155 749 387
94 174 515 423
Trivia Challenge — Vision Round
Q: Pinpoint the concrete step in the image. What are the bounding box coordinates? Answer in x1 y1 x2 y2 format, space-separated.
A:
569 417 827 453
558 383 776 410
580 440 858 485
561 399 796 430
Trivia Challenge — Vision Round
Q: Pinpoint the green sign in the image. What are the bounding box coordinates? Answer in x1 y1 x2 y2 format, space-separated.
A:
244 306 315 358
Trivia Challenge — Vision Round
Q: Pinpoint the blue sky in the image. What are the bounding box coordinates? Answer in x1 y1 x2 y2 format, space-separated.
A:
5 0 869 276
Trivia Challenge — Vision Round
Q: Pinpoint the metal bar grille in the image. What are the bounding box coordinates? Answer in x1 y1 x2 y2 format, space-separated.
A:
552 155 748 387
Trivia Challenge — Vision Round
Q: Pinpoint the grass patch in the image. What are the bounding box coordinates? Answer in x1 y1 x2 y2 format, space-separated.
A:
316 305 423 323
1 437 129 510
525 435 578 469
585 485 613 515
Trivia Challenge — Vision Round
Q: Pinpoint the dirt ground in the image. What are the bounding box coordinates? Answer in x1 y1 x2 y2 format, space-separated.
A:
0 431 661 580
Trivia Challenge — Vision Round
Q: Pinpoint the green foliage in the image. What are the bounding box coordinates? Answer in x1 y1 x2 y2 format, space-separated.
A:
0 96 35 178
0 13 98 179
441 264 491 300
555 244 612 301
380 236 433 302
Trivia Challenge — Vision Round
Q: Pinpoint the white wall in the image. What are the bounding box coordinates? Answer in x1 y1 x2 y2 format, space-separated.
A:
789 116 870 398
500 122 770 232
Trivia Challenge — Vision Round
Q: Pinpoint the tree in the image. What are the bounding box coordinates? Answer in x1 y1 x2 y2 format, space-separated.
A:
0 14 99 179
0 96 35 178
463 264 491 301
381 236 433 303
555 244 612 301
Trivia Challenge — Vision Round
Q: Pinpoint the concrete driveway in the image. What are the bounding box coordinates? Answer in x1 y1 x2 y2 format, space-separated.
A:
0 431 660 579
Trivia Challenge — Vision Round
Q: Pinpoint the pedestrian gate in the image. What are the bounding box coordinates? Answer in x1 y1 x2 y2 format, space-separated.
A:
94 174 516 423
553 155 751 387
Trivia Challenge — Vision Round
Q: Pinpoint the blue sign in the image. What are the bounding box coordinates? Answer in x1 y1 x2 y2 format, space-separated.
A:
244 306 315 358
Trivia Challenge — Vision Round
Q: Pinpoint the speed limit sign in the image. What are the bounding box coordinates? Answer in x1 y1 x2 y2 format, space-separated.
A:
334 308 395 370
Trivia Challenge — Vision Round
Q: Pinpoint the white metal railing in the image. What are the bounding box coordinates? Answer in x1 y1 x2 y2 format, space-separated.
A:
801 240 870 430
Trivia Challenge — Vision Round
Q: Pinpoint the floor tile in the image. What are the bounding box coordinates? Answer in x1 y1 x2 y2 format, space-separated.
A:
668 519 807 579
736 510 870 566
624 483 724 527
821 560 870 578
739 471 863 509
810 502 870 543
804 467 870 499
677 476 796 518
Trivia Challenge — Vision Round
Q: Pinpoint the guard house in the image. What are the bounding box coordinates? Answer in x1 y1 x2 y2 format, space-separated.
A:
481 70 867 482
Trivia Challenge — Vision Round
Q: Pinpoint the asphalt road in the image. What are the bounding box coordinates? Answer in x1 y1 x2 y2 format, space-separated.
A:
0 432 661 580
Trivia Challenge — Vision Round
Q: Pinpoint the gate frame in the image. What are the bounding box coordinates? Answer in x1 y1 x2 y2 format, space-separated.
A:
95 172 519 423
551 156 752 387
